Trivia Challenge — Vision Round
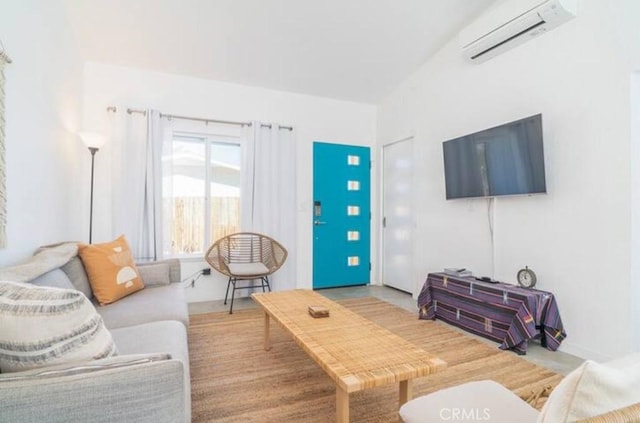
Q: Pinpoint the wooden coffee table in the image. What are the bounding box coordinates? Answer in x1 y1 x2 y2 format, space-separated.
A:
252 290 446 422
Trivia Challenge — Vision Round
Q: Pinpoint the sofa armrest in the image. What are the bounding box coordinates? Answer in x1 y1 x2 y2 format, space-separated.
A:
0 355 188 423
137 258 181 284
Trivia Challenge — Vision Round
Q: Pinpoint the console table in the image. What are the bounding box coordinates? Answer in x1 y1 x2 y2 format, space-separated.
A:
418 273 566 354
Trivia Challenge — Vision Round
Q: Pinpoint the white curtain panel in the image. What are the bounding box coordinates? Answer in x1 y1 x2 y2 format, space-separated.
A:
0 54 8 248
111 109 164 260
244 122 297 291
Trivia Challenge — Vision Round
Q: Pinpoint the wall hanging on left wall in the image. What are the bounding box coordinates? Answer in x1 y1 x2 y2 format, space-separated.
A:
0 41 11 248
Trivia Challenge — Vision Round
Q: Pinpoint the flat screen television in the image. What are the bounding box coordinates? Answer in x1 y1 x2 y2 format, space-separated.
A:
442 114 546 200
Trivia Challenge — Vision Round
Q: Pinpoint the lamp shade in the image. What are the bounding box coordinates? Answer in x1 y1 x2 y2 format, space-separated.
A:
79 132 107 149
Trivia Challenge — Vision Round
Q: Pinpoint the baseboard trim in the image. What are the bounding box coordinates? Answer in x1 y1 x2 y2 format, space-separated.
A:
559 341 614 362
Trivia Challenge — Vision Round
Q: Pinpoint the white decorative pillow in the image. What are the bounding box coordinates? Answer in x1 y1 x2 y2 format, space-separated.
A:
538 357 640 422
0 280 117 373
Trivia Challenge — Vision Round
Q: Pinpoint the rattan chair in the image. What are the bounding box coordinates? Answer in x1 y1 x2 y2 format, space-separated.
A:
204 232 288 313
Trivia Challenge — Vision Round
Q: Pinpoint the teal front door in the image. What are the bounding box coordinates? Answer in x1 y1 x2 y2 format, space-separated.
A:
313 142 371 289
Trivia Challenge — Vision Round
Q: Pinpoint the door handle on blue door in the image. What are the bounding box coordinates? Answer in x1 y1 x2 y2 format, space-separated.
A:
314 220 327 226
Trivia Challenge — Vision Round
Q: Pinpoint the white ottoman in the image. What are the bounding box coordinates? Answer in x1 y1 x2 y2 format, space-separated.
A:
399 380 539 423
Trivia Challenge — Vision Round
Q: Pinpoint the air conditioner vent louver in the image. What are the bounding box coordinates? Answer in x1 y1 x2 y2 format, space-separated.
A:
470 18 546 61
459 0 577 64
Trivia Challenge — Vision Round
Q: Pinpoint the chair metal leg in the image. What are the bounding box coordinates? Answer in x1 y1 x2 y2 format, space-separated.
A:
224 277 232 305
264 276 271 292
229 279 236 314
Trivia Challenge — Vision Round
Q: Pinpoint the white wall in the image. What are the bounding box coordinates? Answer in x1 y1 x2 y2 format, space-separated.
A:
631 71 640 352
377 0 640 361
0 0 85 266
82 63 377 303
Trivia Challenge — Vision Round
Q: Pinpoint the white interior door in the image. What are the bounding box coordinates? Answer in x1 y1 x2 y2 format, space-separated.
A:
382 137 414 293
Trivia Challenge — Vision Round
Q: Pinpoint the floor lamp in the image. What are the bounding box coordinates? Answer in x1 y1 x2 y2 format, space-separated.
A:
79 132 107 244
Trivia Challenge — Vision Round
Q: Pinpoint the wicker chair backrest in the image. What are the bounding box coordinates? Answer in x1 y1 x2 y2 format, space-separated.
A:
204 232 288 277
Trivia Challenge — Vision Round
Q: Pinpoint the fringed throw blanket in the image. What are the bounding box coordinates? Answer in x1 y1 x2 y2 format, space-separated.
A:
0 243 78 282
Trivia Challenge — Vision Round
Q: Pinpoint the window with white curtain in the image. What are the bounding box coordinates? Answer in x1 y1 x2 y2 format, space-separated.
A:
162 132 242 257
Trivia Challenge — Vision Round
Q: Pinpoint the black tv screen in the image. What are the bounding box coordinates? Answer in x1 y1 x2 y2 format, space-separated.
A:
442 114 546 199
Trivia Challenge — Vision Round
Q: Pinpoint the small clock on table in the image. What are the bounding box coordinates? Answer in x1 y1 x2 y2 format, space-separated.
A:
517 266 537 288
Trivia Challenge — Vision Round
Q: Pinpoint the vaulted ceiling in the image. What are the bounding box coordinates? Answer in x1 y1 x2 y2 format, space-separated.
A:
63 0 494 103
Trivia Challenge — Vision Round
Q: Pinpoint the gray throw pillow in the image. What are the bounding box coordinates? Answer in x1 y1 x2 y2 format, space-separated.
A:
137 263 171 287
30 269 75 290
61 256 93 299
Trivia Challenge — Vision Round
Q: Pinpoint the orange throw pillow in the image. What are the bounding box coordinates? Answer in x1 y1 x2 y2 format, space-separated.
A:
78 235 144 306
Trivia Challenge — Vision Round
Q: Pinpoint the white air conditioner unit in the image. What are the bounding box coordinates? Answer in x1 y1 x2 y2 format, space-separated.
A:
459 0 577 63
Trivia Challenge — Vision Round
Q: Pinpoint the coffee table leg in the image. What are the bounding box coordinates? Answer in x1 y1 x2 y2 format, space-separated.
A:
399 379 413 406
336 385 349 423
263 312 271 351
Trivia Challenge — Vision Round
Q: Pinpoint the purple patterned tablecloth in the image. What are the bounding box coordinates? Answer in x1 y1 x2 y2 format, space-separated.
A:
418 273 566 354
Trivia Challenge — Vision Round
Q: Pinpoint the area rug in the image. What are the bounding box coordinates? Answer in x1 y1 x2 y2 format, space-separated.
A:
188 297 562 422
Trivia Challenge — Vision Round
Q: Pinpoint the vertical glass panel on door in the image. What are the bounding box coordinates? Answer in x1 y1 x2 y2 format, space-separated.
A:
347 206 360 216
347 231 360 241
347 155 360 166
347 256 360 266
347 180 360 191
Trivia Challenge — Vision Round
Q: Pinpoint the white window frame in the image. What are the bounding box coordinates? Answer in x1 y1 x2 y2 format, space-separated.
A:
165 126 244 260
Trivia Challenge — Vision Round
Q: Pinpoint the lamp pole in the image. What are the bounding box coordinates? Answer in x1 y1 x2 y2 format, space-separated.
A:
88 147 98 244
79 132 106 244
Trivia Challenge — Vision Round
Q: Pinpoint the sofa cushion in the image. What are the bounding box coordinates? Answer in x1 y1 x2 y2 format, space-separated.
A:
0 353 171 381
0 281 117 373
30 268 75 290
111 320 190 423
96 283 189 329
60 256 93 299
0 352 186 423
78 235 144 306
399 380 538 423
111 321 188 366
538 357 640 422
228 262 269 276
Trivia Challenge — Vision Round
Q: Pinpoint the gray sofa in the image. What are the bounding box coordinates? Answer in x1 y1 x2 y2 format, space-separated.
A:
0 256 191 423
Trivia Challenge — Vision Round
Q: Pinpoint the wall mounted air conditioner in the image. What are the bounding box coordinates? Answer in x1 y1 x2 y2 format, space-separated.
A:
459 0 577 63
